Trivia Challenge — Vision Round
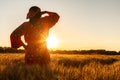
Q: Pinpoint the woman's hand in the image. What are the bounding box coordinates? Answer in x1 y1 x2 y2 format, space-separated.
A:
41 11 48 15
22 44 28 50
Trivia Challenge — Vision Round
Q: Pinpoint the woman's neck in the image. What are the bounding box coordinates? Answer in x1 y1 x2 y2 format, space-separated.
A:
29 17 40 27
30 18 38 24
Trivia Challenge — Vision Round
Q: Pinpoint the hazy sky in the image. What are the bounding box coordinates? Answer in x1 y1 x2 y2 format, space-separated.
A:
0 0 120 51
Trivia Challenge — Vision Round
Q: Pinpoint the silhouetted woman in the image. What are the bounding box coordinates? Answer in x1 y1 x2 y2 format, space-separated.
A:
10 6 60 66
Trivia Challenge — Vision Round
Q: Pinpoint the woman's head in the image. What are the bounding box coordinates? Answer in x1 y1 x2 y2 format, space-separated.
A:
27 6 41 19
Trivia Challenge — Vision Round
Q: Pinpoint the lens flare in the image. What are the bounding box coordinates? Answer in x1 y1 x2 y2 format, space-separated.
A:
46 34 58 48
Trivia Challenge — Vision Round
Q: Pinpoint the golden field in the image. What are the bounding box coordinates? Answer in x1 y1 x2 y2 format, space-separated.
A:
0 52 120 80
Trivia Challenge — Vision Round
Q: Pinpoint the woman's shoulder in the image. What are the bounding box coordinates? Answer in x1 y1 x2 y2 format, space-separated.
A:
23 21 29 24
22 21 30 26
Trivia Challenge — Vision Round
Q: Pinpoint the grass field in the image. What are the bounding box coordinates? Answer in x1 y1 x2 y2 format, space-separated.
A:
0 53 120 80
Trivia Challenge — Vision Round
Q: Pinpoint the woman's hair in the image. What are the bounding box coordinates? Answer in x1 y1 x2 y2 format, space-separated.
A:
29 6 42 18
29 6 41 12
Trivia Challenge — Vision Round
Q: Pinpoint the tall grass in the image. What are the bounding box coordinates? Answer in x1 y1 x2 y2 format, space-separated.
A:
0 53 120 80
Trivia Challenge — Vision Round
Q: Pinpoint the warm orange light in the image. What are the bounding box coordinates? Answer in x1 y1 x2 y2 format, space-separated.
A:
46 34 58 48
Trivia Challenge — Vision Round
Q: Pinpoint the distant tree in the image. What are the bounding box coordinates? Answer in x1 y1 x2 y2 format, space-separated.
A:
0 47 4 53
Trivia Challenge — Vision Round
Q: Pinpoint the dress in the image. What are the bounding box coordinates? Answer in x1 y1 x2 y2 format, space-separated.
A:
10 12 59 66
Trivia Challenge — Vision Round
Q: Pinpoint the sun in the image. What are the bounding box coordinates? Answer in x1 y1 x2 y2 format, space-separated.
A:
46 34 58 49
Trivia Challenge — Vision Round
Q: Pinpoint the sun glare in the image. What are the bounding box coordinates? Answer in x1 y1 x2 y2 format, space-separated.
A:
46 34 58 49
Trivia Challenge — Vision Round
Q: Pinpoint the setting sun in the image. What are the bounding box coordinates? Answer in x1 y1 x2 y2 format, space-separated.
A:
46 34 58 49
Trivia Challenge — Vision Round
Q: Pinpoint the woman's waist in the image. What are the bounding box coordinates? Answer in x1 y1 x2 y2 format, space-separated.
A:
27 41 47 46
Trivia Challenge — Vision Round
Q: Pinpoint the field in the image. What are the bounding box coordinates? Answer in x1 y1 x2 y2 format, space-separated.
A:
0 52 120 80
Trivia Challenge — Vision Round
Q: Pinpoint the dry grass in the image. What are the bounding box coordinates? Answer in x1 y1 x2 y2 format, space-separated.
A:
0 53 120 80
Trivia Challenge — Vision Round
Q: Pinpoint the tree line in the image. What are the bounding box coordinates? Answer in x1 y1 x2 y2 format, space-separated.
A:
0 47 24 53
0 46 120 55
52 49 120 55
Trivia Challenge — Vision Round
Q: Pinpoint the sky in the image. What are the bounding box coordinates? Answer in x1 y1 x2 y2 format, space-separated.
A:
0 0 120 51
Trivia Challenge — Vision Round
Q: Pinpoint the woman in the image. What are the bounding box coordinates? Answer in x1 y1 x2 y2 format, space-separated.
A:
10 6 60 66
